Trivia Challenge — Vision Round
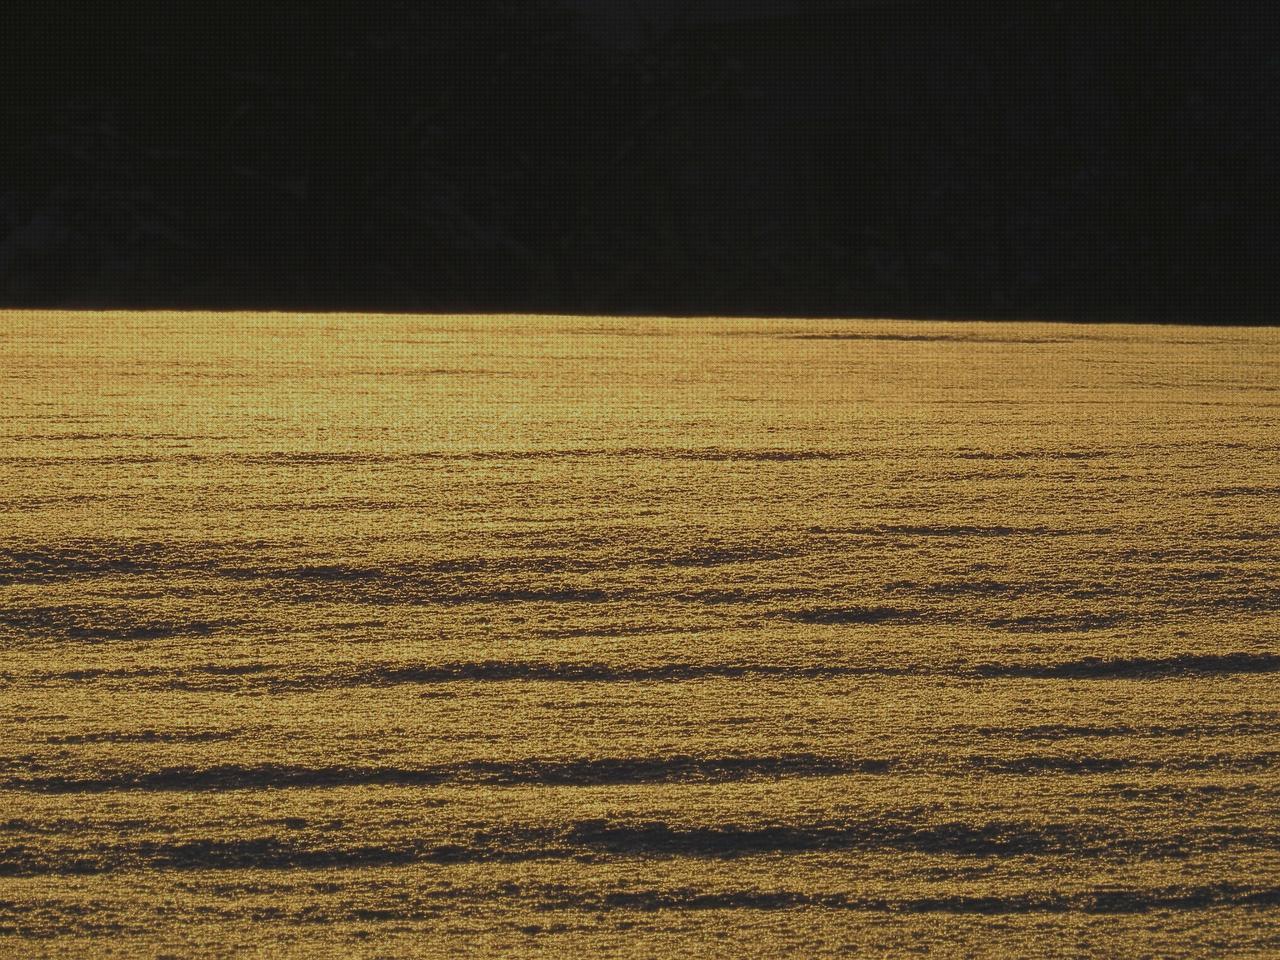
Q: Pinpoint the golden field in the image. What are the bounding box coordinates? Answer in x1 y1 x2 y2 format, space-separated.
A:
1 313 1278 957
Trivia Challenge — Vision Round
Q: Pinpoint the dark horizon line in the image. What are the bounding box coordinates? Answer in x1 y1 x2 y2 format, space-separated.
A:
7 302 1278 327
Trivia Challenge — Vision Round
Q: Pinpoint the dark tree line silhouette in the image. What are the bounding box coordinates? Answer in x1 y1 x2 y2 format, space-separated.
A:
3 2 1278 321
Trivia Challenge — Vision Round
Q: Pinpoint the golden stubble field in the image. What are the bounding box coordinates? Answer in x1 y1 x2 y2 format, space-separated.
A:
1 313 1278 957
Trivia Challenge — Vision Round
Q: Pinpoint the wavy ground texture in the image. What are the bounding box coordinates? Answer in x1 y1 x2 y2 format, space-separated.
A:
1 313 1279 958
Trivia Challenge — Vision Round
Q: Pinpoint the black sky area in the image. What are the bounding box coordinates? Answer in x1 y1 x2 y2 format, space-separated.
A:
3 1 1278 323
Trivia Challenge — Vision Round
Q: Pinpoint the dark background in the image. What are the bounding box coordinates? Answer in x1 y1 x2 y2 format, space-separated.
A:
3 1 1278 322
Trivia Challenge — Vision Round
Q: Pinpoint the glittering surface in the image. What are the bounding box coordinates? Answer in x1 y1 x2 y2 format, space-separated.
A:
2 313 1278 957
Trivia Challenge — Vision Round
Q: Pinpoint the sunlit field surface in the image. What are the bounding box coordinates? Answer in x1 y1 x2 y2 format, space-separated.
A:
2 313 1279 958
